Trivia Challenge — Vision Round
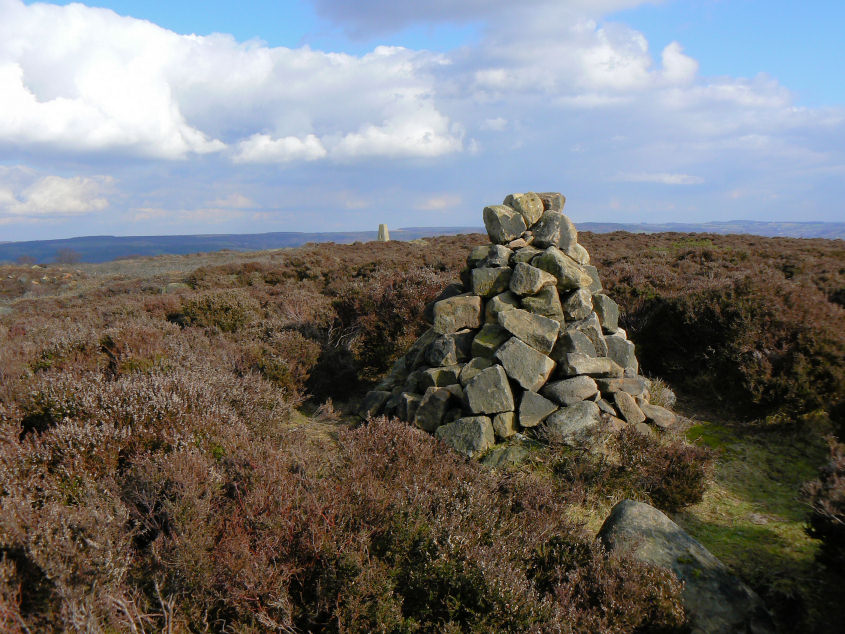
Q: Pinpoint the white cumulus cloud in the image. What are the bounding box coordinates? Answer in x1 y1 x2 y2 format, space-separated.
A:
0 173 113 217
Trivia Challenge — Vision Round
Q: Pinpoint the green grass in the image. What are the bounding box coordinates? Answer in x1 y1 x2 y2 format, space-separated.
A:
677 418 842 631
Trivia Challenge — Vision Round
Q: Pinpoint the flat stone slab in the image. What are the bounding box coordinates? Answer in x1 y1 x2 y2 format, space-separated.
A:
432 295 483 334
436 416 495 459
596 376 647 396
613 391 646 425
483 205 527 244
544 401 601 442
598 500 775 634
465 364 515 414
519 390 558 427
532 246 592 292
497 308 560 355
495 336 556 392
472 267 513 298
542 375 598 406
640 403 678 429
509 262 557 296
559 353 623 378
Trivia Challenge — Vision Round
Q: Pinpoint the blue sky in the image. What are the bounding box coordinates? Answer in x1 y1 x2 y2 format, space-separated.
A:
1 0 843 241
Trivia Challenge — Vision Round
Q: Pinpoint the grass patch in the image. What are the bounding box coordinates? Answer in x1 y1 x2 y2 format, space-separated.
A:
679 418 842 632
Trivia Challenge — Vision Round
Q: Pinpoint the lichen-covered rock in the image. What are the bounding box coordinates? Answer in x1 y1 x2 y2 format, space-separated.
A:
419 365 462 390
519 390 558 427
497 308 560 355
433 294 483 334
423 282 464 323
459 357 493 386
481 244 513 268
520 285 565 321
512 245 542 264
537 192 565 211
532 246 592 292
414 387 453 432
542 375 598 406
503 192 544 226
561 288 593 321
532 211 577 250
582 265 602 293
436 416 495 459
568 242 590 265
559 353 623 378
481 442 531 468
544 401 601 442
593 294 620 333
471 323 511 358
472 266 513 298
613 391 646 425
509 262 557 296
492 411 517 439
495 336 556 392
483 205 527 244
465 364 515 414
598 500 775 634
485 291 520 323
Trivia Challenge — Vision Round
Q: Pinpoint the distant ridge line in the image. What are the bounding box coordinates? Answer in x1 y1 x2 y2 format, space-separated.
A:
1 221 843 264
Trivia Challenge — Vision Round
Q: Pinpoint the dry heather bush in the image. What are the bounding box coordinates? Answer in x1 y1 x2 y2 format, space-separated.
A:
550 427 714 513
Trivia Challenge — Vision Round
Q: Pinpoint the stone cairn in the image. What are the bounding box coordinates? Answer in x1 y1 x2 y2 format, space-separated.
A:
360 192 677 459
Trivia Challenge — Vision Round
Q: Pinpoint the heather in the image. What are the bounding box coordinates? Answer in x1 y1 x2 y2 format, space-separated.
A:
1 230 843 631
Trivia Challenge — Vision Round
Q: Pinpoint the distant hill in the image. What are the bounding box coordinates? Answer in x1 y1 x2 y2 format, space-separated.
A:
1 220 842 264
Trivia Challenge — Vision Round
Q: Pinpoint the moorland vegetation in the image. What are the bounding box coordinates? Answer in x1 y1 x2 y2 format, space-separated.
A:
0 231 843 631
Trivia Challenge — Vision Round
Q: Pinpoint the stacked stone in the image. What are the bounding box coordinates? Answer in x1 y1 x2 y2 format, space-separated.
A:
359 192 677 459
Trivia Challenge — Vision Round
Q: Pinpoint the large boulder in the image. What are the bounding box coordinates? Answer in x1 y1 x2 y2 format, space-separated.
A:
598 500 775 634
519 390 558 427
483 205 527 244
436 416 496 459
495 336 556 392
531 211 577 251
465 364 515 414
